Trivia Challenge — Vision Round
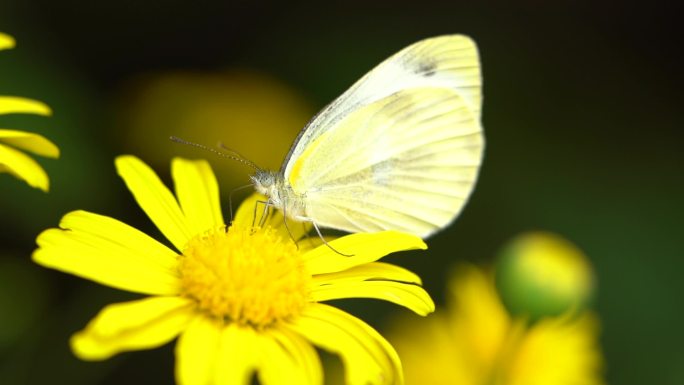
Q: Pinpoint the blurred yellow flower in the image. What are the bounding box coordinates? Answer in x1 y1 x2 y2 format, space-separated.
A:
118 69 313 186
0 32 15 50
33 155 434 385
0 32 59 191
388 261 604 385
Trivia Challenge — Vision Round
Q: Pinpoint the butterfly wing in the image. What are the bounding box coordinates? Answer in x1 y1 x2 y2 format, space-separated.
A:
281 34 482 177
286 87 483 238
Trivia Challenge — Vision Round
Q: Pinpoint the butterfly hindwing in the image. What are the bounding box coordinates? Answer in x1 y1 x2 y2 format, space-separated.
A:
287 87 483 237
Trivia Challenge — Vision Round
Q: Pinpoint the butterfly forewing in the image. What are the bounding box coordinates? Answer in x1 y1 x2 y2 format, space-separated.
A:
282 35 482 177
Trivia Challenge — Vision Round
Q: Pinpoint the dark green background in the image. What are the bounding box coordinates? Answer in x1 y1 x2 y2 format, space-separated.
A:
1 1 682 384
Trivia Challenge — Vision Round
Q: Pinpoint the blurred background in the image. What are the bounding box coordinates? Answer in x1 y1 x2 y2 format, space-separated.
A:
0 1 682 384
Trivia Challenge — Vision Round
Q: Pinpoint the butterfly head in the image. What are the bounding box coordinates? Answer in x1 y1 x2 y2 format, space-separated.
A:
251 170 274 193
251 170 306 219
251 169 285 204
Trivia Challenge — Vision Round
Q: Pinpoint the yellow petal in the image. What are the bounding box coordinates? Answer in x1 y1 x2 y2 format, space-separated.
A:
0 32 15 50
115 155 193 251
258 327 322 385
214 324 259 385
288 303 402 385
233 192 311 242
347 311 406 385
71 296 194 360
311 280 434 316
171 158 224 235
297 235 337 254
0 129 59 157
303 231 426 275
385 312 474 385
33 210 181 295
0 96 51 115
0 142 49 191
273 327 323 385
232 192 264 227
447 263 511 368
176 315 222 385
508 313 604 385
313 262 422 285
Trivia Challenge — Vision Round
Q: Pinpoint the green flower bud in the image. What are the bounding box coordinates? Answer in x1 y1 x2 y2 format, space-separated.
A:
495 232 595 320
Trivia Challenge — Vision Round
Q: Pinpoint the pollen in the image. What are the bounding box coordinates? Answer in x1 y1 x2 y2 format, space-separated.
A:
179 224 310 328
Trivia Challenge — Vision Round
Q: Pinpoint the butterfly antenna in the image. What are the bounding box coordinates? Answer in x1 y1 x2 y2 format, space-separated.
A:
170 136 261 171
216 142 261 171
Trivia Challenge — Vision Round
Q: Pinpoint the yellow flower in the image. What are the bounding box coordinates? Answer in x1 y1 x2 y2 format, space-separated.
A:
33 155 434 385
388 263 604 385
0 32 59 191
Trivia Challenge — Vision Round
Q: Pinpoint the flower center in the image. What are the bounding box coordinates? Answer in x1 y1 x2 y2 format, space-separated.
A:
179 224 310 328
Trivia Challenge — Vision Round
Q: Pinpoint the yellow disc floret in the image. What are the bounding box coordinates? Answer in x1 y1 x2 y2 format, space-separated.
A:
179 224 310 328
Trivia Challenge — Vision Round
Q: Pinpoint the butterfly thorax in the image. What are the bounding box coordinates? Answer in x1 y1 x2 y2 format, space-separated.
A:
251 170 307 220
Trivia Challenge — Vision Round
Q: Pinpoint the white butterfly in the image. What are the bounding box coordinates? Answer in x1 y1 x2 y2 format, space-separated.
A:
252 34 484 239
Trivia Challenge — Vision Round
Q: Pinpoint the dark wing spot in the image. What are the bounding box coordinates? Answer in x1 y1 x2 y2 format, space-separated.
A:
416 60 437 77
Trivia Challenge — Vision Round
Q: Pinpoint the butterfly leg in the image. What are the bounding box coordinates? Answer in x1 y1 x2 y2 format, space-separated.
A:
280 201 300 250
253 200 272 228
252 199 302 251
303 218 354 257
